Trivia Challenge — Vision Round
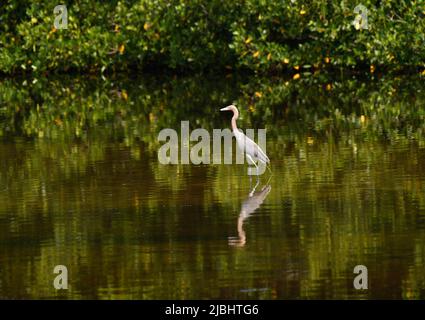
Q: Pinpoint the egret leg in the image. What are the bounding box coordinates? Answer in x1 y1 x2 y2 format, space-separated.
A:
264 174 272 186
249 178 260 197
246 154 259 176
267 164 272 174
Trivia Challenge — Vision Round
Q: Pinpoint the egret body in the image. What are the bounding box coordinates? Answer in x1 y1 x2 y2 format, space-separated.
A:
220 104 270 174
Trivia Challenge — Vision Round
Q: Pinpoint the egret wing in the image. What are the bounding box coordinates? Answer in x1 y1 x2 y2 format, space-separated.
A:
244 135 270 164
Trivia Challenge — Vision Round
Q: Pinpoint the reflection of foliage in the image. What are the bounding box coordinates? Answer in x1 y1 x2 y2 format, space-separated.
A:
0 1 423 74
2 136 425 298
1 73 424 146
0 74 425 299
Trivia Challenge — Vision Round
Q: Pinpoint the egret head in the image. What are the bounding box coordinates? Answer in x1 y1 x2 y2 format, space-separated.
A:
220 104 240 131
220 104 238 113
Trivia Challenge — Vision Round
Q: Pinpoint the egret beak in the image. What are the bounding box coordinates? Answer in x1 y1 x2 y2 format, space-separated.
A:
220 107 228 111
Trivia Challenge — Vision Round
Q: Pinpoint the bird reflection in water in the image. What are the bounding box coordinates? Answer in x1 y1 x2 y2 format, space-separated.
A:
228 179 271 247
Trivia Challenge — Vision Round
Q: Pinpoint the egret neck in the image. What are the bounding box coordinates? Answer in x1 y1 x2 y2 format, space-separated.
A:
231 107 239 132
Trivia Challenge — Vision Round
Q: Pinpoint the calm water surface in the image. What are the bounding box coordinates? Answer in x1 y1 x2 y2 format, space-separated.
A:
1 75 425 299
1 138 425 299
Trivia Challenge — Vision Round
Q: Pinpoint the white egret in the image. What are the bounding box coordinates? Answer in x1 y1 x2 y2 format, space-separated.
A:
220 104 270 175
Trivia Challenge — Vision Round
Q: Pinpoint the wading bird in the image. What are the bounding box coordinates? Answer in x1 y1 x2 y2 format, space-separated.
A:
220 104 270 175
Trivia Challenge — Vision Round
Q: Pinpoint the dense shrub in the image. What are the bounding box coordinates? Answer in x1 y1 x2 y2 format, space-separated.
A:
0 0 424 74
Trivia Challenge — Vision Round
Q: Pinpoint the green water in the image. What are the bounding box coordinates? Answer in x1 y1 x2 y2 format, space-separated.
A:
1 73 425 299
